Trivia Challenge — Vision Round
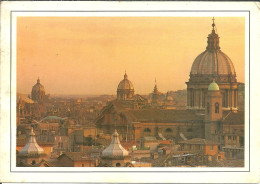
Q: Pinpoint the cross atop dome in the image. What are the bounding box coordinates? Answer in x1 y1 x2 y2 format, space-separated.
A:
206 17 220 51
212 17 215 30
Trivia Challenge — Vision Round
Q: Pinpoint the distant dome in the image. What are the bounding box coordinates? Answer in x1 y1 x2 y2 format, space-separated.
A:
117 73 134 91
166 95 173 101
31 78 45 102
18 128 45 157
32 78 45 93
102 130 129 159
208 80 220 91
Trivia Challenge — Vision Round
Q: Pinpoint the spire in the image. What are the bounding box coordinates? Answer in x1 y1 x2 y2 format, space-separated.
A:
206 17 220 51
124 71 128 79
153 78 159 94
29 127 36 143
37 77 40 84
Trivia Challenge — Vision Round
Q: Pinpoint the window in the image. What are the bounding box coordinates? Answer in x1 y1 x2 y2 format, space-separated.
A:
165 128 173 133
82 164 84 167
116 163 121 167
187 128 193 132
207 103 209 114
215 102 219 113
144 128 151 133
210 145 214 150
31 160 36 165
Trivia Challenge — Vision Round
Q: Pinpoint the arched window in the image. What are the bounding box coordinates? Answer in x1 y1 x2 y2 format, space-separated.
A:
215 102 219 113
116 163 121 167
165 128 173 133
31 160 36 165
144 128 151 133
207 103 209 114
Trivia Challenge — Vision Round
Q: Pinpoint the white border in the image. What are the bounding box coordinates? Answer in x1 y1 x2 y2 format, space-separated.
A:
1 1 259 183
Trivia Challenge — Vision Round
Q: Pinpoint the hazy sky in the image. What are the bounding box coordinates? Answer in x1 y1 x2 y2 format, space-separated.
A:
17 17 245 95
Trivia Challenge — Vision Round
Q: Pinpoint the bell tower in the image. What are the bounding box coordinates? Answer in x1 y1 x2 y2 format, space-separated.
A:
205 80 223 142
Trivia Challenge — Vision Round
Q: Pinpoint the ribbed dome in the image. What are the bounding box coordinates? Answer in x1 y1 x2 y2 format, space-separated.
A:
117 73 134 90
32 78 45 93
190 21 236 76
102 130 129 159
18 128 45 157
190 50 236 75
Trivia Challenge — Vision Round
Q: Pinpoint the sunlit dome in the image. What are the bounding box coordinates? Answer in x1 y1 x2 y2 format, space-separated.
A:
190 19 236 76
208 80 220 91
117 72 134 91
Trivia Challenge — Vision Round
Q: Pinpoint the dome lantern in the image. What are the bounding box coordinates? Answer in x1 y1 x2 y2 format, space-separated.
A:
206 17 220 51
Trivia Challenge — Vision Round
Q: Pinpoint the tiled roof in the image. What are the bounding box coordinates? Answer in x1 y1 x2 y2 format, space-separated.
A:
126 109 204 123
59 152 93 161
222 111 244 124
179 138 219 145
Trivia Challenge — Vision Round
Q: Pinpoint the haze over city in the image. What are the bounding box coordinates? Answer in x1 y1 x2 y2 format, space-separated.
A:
17 17 245 95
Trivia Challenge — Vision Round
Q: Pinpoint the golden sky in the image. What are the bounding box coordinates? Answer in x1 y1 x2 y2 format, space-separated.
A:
17 17 245 95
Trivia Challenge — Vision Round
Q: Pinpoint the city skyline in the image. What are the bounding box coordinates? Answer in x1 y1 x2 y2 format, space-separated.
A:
17 17 245 95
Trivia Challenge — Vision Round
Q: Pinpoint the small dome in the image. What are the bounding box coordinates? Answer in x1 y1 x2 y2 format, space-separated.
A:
117 73 134 91
166 95 173 101
18 128 45 157
208 80 220 91
102 130 129 159
32 78 45 93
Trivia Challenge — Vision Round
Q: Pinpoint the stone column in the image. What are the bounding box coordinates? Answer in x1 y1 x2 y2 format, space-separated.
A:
231 89 234 108
236 136 240 147
199 89 202 108
191 90 193 107
187 89 190 107
227 89 230 108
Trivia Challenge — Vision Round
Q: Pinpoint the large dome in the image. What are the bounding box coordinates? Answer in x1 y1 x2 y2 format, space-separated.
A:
186 18 239 111
117 73 134 91
190 21 236 77
190 50 236 75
